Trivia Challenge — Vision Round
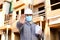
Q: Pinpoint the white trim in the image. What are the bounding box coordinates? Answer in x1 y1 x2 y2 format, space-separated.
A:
47 15 60 19
51 2 60 6
49 18 60 25
34 10 45 14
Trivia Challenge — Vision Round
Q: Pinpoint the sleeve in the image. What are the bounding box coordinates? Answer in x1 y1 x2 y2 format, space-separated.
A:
16 21 24 30
35 25 42 35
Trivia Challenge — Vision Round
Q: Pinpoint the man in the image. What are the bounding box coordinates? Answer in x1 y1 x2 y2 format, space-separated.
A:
16 8 42 40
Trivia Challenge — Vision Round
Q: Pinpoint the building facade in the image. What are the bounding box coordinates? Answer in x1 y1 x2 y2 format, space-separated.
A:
0 0 60 40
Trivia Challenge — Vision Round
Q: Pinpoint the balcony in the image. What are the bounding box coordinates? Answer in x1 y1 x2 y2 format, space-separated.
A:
33 10 45 22
47 2 60 19
3 19 19 32
47 9 60 28
0 13 18 32
47 2 60 28
33 13 40 22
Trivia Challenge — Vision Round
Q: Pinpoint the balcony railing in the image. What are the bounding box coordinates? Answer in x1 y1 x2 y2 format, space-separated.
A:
51 2 60 6
33 10 45 17
4 19 17 25
33 10 45 22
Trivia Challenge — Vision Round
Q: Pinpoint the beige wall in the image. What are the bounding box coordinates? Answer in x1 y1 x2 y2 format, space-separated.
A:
49 17 60 25
13 0 24 8
47 9 60 19
33 0 44 5
13 0 44 9
0 0 4 5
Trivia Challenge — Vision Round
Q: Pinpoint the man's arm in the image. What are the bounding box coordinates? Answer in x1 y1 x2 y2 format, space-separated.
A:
16 21 24 30
16 14 25 30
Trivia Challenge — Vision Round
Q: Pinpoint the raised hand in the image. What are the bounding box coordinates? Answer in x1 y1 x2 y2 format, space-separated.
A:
19 14 25 24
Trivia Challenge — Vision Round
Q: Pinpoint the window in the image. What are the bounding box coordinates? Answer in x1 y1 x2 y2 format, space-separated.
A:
51 4 60 10
0 4 3 9
38 6 45 15
16 0 19 2
38 6 44 11
16 11 19 20
50 0 60 10
50 0 60 5
21 9 24 14
16 11 19 15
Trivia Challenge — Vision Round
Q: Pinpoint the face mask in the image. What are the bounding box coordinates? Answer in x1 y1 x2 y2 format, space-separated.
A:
26 16 32 22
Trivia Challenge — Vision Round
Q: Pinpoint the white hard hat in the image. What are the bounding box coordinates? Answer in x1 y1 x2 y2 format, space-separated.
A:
24 8 32 14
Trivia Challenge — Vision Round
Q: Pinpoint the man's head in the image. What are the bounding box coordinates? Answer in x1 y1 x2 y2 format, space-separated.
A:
24 8 33 22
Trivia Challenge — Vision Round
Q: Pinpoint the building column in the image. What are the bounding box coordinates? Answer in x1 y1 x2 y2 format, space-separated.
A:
18 10 21 20
12 10 16 21
0 12 4 27
1 32 5 40
6 28 8 40
44 20 50 40
11 31 14 40
44 0 51 40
